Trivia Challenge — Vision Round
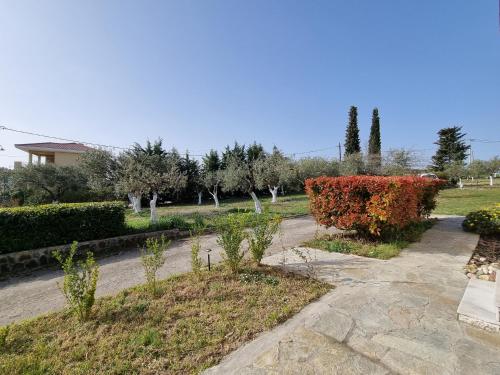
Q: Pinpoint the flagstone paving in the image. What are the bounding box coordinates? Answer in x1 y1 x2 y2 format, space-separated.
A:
205 217 500 375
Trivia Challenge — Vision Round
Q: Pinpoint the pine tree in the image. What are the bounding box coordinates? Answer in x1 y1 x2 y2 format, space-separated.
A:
344 106 361 156
431 126 470 171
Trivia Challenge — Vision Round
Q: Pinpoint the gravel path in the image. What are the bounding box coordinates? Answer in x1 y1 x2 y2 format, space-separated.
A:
0 216 338 326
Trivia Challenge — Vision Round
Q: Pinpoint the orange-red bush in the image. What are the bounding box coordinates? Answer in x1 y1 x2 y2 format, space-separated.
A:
305 176 443 236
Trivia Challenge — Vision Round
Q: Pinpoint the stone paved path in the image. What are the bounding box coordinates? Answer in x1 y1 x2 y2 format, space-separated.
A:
205 217 500 375
0 216 337 325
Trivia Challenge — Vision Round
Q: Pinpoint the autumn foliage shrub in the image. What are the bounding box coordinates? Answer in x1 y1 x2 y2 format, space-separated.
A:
305 176 443 237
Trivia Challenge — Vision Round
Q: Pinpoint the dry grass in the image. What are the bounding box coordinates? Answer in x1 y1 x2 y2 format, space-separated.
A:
0 266 330 374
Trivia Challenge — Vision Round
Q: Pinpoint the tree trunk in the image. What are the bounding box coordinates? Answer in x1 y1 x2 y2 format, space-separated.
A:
458 178 463 189
269 186 279 203
490 176 493 186
129 193 142 213
209 186 220 208
249 191 262 214
198 191 202 205
150 192 158 224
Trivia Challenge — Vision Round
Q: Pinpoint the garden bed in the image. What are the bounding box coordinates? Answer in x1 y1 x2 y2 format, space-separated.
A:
463 234 499 282
0 265 330 374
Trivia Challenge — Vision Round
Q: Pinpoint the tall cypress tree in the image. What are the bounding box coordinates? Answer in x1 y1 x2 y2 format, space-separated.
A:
368 108 381 156
344 106 361 156
368 108 381 168
431 126 470 171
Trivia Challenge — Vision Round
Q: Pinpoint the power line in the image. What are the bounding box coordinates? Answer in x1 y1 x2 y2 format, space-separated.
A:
0 125 206 157
0 125 129 150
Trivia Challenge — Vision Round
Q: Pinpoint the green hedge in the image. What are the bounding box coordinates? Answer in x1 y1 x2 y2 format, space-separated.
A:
0 202 126 254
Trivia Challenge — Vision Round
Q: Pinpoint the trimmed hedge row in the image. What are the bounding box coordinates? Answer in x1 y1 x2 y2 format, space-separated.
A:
0 202 126 254
305 176 443 237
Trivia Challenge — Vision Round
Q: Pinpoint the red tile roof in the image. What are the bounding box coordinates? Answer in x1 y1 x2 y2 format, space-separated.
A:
15 142 93 152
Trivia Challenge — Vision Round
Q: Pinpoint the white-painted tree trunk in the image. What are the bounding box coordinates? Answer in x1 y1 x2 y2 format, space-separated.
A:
209 186 220 208
150 192 158 224
490 176 494 186
249 191 262 214
128 193 142 213
269 186 279 203
458 178 463 189
197 191 202 205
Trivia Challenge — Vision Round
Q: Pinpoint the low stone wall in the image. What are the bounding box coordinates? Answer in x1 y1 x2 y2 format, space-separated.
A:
0 229 190 279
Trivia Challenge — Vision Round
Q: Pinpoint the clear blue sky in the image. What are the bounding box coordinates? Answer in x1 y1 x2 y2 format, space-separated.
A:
0 0 499 168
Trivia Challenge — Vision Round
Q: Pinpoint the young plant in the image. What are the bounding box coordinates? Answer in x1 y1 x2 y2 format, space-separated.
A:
0 325 9 352
140 236 170 296
190 214 205 274
215 214 246 273
247 213 282 265
53 242 99 321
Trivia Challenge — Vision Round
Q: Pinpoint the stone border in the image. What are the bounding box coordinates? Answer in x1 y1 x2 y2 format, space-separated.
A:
0 228 190 279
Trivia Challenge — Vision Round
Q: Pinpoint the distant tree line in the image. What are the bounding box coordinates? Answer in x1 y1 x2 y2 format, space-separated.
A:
1 111 498 212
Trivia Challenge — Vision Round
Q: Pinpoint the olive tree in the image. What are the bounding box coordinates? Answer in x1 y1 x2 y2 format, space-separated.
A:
339 153 365 176
117 149 187 223
13 164 87 204
293 157 339 190
79 149 118 199
201 150 222 208
254 147 294 203
222 154 263 213
381 149 417 176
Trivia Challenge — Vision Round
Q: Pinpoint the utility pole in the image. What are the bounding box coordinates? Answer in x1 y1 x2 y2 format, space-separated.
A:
468 139 473 165
338 142 342 162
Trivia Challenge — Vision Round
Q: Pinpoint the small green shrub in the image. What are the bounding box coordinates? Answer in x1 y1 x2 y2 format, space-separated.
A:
247 214 282 265
215 214 246 273
190 215 205 274
140 236 170 296
53 242 99 321
0 201 125 254
462 205 500 235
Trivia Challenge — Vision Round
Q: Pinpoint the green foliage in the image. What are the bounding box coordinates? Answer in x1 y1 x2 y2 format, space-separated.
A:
344 106 361 155
462 206 499 235
79 149 118 198
368 107 381 159
254 147 294 193
53 242 99 321
293 157 339 189
247 213 282 264
339 153 365 176
431 126 470 171
13 163 89 204
0 201 125 254
215 213 246 273
382 148 417 175
140 236 170 296
0 325 9 352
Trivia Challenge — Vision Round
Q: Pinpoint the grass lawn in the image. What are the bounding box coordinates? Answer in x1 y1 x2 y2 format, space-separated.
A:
125 193 310 233
125 185 499 233
303 220 435 260
0 266 330 374
433 186 500 215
